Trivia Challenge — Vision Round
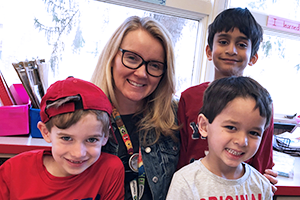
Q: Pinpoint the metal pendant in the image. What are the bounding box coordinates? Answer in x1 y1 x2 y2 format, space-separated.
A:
129 153 139 173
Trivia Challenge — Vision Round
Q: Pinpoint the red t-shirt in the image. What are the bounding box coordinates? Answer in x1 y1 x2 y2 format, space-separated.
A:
0 149 124 200
177 82 274 173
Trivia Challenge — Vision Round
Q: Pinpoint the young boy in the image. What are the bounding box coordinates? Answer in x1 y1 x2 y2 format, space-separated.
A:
176 7 277 190
0 77 124 199
167 76 273 199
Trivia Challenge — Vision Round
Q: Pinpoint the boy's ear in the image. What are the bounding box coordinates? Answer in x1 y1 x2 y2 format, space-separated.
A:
102 135 108 146
37 121 52 143
197 114 209 138
248 53 258 66
205 45 213 61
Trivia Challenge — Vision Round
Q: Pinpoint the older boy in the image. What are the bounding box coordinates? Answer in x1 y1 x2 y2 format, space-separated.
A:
0 77 124 199
167 76 273 200
177 7 277 191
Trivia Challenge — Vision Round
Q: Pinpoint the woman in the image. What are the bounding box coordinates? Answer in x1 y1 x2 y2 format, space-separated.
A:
91 16 180 200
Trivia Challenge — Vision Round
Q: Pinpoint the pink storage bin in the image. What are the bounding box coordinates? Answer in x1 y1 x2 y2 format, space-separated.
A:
0 84 30 136
9 84 30 105
0 104 30 136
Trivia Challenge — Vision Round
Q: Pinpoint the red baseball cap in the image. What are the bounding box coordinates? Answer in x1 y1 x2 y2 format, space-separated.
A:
40 77 112 123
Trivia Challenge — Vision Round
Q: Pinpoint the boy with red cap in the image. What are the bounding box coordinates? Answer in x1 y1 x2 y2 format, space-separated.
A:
0 77 124 200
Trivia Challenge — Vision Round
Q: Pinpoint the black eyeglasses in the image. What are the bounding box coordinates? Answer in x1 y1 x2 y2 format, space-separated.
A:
119 48 166 77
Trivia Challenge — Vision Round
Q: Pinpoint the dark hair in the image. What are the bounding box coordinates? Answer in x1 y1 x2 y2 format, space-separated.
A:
200 76 272 128
207 7 263 57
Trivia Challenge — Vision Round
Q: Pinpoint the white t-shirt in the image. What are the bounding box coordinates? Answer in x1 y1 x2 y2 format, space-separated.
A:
167 159 272 200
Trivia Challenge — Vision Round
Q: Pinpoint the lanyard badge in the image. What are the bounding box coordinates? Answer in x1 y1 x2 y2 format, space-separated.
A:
112 107 146 200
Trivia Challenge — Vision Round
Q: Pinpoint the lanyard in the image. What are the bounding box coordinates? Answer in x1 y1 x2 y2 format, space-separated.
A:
112 107 145 200
112 108 134 155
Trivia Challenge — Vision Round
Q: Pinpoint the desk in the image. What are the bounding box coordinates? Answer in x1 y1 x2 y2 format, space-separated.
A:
0 135 51 158
274 153 300 199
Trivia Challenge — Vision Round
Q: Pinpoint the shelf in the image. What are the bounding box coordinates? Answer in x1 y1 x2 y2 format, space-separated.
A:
0 135 51 155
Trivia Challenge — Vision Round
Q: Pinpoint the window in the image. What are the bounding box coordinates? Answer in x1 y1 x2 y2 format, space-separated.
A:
230 0 300 21
0 0 210 99
2 0 298 116
229 0 300 116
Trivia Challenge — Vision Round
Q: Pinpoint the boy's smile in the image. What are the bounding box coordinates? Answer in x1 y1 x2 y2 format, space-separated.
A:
206 28 258 79
198 97 266 179
42 113 108 177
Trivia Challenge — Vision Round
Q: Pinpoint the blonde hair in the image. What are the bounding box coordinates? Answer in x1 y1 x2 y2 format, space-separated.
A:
91 16 179 145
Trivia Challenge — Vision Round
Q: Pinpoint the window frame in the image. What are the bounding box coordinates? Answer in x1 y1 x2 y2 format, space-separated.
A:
226 1 300 119
251 11 300 120
96 0 216 85
137 0 300 119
